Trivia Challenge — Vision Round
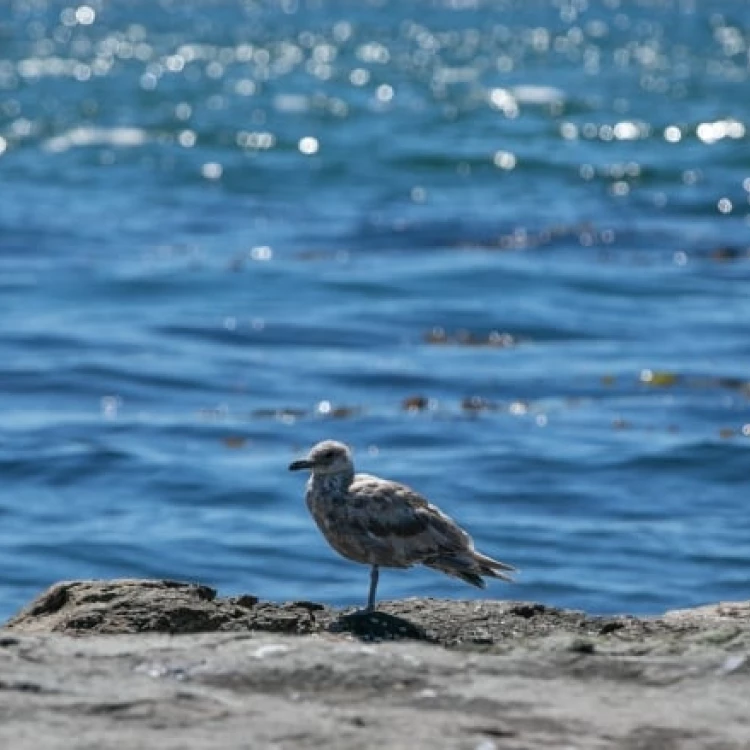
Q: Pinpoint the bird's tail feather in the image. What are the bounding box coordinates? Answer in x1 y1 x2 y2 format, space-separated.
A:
425 551 517 588
455 570 487 588
472 551 518 583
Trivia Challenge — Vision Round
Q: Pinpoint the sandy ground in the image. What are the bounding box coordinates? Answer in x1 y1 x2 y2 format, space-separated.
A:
2 580 750 749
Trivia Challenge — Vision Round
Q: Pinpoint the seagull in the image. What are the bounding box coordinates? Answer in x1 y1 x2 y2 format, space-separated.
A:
289 439 517 611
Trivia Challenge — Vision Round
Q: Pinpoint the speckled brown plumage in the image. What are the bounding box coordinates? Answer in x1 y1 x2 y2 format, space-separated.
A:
289 440 517 611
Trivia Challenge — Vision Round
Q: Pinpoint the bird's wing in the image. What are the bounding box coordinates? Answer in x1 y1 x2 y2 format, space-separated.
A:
347 475 472 565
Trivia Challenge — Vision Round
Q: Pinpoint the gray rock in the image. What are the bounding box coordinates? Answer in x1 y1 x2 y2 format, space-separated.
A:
2 580 750 749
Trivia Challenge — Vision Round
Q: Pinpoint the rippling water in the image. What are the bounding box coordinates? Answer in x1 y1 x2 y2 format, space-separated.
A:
1 0 749 620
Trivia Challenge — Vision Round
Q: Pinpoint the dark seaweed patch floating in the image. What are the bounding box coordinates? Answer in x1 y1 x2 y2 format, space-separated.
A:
402 395 432 412
461 396 501 413
221 436 248 449
638 371 750 394
710 246 747 262
251 408 307 419
423 327 518 347
316 402 362 419
248 404 362 420
718 427 750 439
639 369 680 387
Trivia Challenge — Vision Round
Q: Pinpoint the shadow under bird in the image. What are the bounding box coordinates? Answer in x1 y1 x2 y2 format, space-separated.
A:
289 439 517 611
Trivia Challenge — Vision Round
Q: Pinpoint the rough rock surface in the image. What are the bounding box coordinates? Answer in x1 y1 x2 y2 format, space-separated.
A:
3 579 750 749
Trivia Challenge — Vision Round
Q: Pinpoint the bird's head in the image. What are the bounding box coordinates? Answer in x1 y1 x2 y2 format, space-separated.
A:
289 440 354 476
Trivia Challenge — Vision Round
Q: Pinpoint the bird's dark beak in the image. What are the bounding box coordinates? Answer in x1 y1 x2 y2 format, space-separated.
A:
289 458 313 471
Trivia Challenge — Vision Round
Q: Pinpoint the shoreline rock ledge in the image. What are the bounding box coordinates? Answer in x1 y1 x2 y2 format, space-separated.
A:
1 580 750 750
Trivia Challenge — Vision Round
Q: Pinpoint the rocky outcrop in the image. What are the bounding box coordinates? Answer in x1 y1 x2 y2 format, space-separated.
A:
2 580 750 749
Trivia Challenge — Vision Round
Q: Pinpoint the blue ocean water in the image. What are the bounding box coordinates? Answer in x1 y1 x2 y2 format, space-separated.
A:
1 0 749 621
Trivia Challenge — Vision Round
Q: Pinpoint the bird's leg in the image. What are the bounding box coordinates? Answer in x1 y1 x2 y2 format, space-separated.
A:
366 565 379 612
